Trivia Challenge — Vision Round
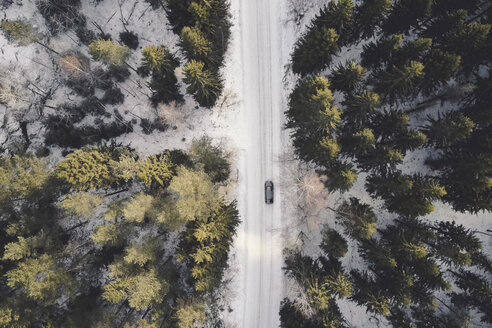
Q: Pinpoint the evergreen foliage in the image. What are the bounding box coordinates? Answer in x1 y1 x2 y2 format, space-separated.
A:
183 60 223 108
141 45 183 104
89 38 130 67
0 20 44 46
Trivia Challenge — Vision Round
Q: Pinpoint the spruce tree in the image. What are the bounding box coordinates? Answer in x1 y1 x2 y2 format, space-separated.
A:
137 153 173 187
189 136 230 183
329 61 364 93
179 26 213 63
320 228 348 258
335 197 378 240
141 45 183 104
55 148 113 191
382 0 433 35
291 27 340 76
183 60 223 108
88 38 130 67
352 0 392 41
373 61 425 103
423 111 475 147
0 20 44 46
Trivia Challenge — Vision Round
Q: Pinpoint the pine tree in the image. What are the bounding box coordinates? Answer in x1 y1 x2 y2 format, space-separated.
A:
179 27 213 63
141 45 183 104
423 111 475 147
169 167 221 221
88 38 130 67
0 20 44 46
341 90 381 129
60 192 104 219
323 162 357 192
55 148 113 191
0 154 51 205
123 239 158 267
335 197 378 240
324 271 353 299
382 0 433 35
91 223 119 246
164 0 194 34
122 192 154 223
189 136 230 183
329 61 364 93
291 27 340 76
445 21 490 71
366 172 446 217
175 299 206 328
109 154 141 183
373 60 425 103
5 254 75 305
361 34 402 69
352 0 392 41
137 153 173 187
421 50 461 95
320 228 348 258
183 60 223 108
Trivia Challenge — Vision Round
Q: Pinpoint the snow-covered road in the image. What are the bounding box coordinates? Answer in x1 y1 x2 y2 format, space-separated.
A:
231 0 284 326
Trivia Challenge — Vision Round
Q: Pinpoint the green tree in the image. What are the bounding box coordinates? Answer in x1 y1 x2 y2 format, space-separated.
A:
320 228 348 258
0 20 43 46
5 254 75 305
352 0 392 40
323 162 357 192
373 61 425 103
382 0 433 35
366 172 446 217
423 111 475 147
0 154 51 205
141 45 182 104
60 192 104 219
89 38 130 67
175 299 206 328
55 148 113 191
137 153 174 187
164 0 194 34
341 90 381 129
421 50 461 95
189 136 230 183
179 27 213 63
329 61 364 93
123 192 154 223
183 60 223 108
335 197 378 240
292 27 340 76
361 34 402 69
169 166 222 222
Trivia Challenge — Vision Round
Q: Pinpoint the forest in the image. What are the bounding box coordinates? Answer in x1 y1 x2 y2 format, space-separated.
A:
0 0 236 327
282 0 492 327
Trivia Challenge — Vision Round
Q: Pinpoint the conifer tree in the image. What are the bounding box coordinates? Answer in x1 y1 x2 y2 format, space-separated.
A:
335 197 378 240
352 0 392 41
88 38 130 67
329 61 364 94
421 50 461 95
373 60 425 103
291 27 340 76
175 299 206 328
5 254 75 305
60 192 104 219
55 148 113 191
382 0 433 35
323 162 357 192
179 26 213 63
366 172 446 217
91 223 119 246
0 20 44 46
137 153 174 187
183 60 223 108
123 192 154 223
165 0 194 34
320 228 348 258
423 111 475 147
141 45 183 104
189 136 230 183
169 167 221 221
361 34 402 69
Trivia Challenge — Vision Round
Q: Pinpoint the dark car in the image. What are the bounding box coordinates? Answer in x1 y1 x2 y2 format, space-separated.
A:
265 181 274 204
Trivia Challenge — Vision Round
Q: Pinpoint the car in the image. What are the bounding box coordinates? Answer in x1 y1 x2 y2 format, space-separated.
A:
265 181 274 204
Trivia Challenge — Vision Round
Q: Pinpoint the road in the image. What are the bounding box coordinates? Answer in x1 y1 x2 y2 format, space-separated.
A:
233 0 283 326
